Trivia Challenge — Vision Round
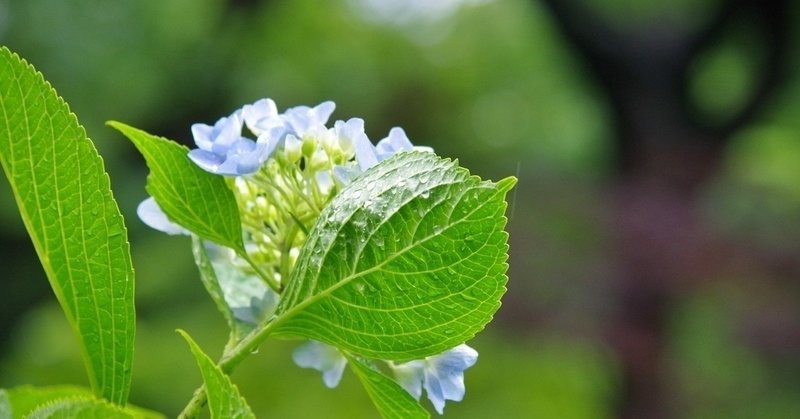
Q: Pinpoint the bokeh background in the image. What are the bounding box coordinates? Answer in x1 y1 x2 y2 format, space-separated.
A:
2 0 800 417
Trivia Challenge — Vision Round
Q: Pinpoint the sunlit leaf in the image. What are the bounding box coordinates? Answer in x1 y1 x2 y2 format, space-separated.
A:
178 330 255 419
346 355 429 419
0 386 164 419
108 121 244 253
274 151 515 360
0 47 134 404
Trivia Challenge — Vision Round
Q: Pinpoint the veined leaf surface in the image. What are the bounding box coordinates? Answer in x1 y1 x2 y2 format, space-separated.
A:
0 47 134 404
178 330 255 419
347 356 429 419
108 121 244 253
274 152 515 360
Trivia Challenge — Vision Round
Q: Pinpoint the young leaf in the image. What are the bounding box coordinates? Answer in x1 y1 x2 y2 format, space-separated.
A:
26 397 133 419
177 330 256 419
0 47 135 404
346 356 429 419
0 386 164 419
107 121 244 253
274 152 516 360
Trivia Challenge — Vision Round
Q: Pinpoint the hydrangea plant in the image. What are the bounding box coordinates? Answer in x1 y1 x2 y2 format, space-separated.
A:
0 47 515 418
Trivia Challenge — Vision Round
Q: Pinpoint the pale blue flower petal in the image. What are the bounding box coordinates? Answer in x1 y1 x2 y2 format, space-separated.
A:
292 341 348 388
424 344 477 413
285 101 336 137
241 98 278 135
188 110 275 176
333 165 361 186
375 127 413 157
188 148 227 173
334 117 367 155
392 360 425 400
137 197 189 235
391 344 478 415
354 134 379 171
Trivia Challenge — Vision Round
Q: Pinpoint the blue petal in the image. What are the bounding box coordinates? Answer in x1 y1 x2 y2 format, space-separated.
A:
334 118 367 155
136 197 188 235
210 114 244 155
188 149 226 173
285 100 336 136
392 360 425 400
191 123 215 150
354 134 379 171
292 341 348 388
424 344 478 413
423 373 447 414
375 127 413 157
241 98 278 135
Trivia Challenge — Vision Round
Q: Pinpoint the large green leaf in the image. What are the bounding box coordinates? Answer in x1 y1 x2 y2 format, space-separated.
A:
178 330 256 419
346 356 429 419
26 398 133 419
107 121 244 253
0 386 164 419
274 152 515 360
0 47 134 404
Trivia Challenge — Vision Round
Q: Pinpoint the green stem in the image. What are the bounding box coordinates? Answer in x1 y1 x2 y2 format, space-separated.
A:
240 250 281 293
177 316 286 418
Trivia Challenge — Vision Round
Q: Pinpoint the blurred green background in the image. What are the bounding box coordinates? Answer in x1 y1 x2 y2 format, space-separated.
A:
1 0 799 417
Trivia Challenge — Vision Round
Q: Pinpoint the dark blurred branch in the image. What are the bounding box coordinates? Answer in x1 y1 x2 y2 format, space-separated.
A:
538 0 791 164
534 1 794 418
684 0 791 138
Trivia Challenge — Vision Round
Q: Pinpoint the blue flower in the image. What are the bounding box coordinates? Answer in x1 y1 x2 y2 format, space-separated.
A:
283 101 336 138
292 341 348 388
354 126 432 171
391 344 478 414
241 98 279 136
137 197 189 236
188 111 276 176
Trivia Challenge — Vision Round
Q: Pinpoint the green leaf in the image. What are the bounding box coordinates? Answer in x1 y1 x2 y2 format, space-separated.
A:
346 356 429 419
274 151 516 360
0 47 134 404
107 121 244 253
178 330 256 419
26 397 133 419
192 237 276 341
0 386 164 419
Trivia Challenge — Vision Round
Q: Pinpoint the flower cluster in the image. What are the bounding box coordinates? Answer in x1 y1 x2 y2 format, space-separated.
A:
293 341 478 415
138 98 475 414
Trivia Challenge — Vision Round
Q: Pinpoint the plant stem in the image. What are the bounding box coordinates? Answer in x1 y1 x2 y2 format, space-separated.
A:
177 385 208 419
177 315 286 418
240 250 281 293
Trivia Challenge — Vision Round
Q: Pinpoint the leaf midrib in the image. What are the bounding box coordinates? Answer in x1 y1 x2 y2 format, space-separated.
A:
275 180 499 335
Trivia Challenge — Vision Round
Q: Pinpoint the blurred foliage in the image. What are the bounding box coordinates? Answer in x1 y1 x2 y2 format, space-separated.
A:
1 0 799 417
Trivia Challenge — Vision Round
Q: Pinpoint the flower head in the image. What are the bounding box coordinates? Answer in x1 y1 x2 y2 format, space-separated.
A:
141 97 431 291
188 110 275 176
392 344 478 414
292 341 348 388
